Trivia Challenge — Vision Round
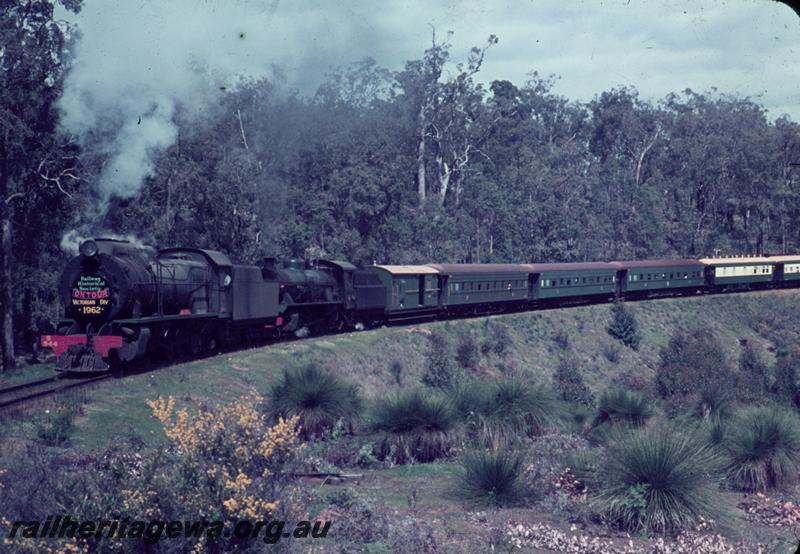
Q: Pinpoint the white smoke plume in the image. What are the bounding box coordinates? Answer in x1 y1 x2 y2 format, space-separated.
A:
57 0 376 219
60 230 153 256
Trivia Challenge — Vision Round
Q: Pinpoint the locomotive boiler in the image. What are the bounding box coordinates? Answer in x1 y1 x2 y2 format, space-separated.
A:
44 238 280 372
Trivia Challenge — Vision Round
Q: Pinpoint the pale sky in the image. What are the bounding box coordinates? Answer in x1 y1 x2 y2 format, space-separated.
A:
61 0 800 118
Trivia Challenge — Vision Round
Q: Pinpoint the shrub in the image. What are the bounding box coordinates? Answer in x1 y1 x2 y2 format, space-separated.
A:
482 321 513 357
736 341 769 402
552 329 570 350
773 347 800 409
389 360 403 386
146 393 302 552
386 518 440 553
454 379 502 446
705 417 727 447
523 433 591 497
612 368 657 399
454 378 562 446
564 404 594 434
607 301 641 350
722 405 800 492
602 341 621 363
490 322 513 356
489 378 563 439
453 379 494 419
456 334 480 370
593 388 653 428
592 426 724 534
458 448 525 507
655 329 735 411
422 331 457 389
35 404 76 447
552 356 594 406
693 384 734 422
370 389 458 463
2 393 304 553
268 364 362 439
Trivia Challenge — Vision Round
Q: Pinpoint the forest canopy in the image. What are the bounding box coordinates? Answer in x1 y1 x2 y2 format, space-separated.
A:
2 1 800 360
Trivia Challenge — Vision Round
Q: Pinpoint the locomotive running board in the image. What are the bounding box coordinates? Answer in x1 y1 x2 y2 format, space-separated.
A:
113 313 218 324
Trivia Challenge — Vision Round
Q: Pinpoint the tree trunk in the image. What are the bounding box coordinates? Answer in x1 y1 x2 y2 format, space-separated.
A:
0 129 14 371
416 107 427 206
437 157 450 207
0 207 14 371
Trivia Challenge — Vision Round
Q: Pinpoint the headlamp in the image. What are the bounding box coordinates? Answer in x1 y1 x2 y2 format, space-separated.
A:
79 240 99 257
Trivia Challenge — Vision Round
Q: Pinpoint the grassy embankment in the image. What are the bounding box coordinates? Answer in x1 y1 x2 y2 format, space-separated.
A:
2 289 800 552
2 289 795 450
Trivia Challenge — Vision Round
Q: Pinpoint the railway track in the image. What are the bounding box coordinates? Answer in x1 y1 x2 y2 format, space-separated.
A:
0 374 110 413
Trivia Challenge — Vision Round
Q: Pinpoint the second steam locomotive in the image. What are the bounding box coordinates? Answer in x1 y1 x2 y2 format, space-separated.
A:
41 237 800 373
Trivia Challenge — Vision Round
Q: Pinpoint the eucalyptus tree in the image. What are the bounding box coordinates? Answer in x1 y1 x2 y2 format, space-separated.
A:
0 0 82 370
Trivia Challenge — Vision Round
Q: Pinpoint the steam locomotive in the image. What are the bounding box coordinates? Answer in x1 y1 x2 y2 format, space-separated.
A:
40 237 800 373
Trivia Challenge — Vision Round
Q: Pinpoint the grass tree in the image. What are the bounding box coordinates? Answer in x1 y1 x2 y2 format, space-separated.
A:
370 388 459 463
458 448 525 507
594 387 653 428
592 426 725 534
454 378 563 446
268 364 362 439
722 404 800 492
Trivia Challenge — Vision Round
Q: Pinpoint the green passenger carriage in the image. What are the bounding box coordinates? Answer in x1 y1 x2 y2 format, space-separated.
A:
527 262 618 301
426 264 530 310
614 259 705 296
369 265 440 316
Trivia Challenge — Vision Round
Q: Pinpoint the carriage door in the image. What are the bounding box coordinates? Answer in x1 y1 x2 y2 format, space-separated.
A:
418 275 425 306
528 273 541 301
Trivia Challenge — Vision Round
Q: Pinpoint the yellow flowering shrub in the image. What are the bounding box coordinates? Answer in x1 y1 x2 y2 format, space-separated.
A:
1 391 302 553
142 391 302 546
